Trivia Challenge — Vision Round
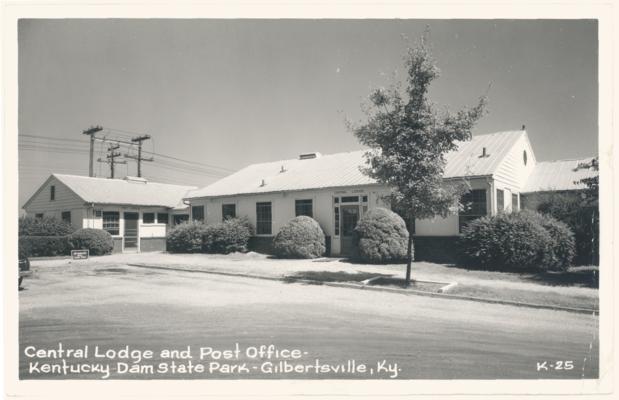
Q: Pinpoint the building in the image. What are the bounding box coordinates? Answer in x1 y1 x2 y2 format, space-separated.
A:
520 157 598 210
185 130 597 260
22 174 197 253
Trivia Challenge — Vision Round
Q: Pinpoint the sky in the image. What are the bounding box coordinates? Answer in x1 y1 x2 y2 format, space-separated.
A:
18 19 598 207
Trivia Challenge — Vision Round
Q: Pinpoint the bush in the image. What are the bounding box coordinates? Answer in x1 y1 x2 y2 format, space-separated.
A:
19 216 75 236
203 217 254 254
19 236 72 257
353 207 409 263
69 228 113 256
534 192 598 265
273 216 326 259
458 211 575 272
166 221 208 253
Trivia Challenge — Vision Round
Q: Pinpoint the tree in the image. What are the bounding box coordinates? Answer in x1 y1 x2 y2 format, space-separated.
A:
575 157 599 264
351 31 487 284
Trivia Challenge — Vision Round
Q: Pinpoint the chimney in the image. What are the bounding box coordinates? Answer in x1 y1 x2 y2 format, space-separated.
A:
480 147 488 158
280 165 286 173
299 152 322 160
260 179 266 187
521 124 526 130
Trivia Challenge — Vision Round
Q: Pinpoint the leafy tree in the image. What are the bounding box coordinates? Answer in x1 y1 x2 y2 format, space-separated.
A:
351 31 487 284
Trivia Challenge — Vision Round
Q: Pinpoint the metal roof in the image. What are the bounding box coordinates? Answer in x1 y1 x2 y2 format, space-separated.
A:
51 174 197 208
188 130 526 199
521 158 597 193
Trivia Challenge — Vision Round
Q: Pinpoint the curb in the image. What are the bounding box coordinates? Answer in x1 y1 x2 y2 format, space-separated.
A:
126 263 598 315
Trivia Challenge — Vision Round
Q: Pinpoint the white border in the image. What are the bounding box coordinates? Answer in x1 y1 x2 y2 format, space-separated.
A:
2 0 615 398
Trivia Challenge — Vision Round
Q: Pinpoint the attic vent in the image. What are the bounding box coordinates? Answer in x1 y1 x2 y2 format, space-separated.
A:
124 176 148 184
299 152 322 160
480 147 489 158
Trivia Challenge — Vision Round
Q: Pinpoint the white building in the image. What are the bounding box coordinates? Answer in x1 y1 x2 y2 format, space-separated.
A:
185 130 597 260
22 174 196 253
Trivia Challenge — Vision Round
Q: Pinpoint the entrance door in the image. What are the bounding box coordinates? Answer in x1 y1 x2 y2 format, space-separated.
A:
340 205 360 256
123 212 139 251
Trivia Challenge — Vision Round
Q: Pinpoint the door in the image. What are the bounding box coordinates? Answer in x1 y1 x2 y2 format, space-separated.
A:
340 205 360 256
123 212 139 251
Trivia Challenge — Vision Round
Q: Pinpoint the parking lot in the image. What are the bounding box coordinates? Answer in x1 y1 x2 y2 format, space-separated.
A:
19 261 599 379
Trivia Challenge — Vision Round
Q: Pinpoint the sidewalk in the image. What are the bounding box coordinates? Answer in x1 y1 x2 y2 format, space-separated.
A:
30 251 599 312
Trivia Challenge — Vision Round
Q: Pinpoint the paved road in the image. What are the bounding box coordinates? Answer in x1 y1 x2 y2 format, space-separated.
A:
19 263 598 379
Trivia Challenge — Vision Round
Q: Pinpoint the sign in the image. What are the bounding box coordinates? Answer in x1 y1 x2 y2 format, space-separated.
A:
71 250 89 260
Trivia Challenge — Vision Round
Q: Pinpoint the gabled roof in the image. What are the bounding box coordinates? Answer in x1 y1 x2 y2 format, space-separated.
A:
187 130 527 199
25 174 197 209
521 158 597 193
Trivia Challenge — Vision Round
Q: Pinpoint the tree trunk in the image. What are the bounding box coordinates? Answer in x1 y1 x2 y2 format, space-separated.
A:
405 216 414 285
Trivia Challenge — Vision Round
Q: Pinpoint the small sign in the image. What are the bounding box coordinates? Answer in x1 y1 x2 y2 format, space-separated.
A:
71 249 89 260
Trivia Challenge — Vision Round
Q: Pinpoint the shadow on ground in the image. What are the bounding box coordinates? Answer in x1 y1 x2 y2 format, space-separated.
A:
283 271 393 285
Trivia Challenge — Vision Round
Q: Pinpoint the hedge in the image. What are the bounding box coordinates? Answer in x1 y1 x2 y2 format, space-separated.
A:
273 216 326 259
353 207 409 263
203 217 254 254
19 236 72 257
166 221 209 253
534 192 598 265
458 210 575 272
19 216 75 236
69 228 114 256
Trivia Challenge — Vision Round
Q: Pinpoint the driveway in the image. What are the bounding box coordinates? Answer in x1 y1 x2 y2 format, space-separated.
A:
19 262 598 379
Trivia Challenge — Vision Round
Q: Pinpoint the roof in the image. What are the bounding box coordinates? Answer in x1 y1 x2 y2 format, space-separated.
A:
36 174 197 209
521 158 597 193
188 130 527 199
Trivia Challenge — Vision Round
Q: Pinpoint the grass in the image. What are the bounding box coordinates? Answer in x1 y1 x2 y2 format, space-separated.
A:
366 277 445 292
449 284 599 311
283 271 392 284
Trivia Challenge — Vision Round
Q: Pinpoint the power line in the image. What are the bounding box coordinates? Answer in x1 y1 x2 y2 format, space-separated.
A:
20 133 234 173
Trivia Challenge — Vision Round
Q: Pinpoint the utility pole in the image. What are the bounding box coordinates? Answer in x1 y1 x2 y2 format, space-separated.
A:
82 125 103 177
125 135 153 177
97 144 126 178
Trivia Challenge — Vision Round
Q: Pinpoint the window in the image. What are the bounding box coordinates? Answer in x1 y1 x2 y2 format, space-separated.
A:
102 212 120 235
362 195 368 203
192 205 205 222
173 214 189 225
334 206 340 236
94 209 102 217
35 213 44 219
50 185 55 201
334 197 339 204
512 193 519 212
143 213 155 224
341 196 359 203
256 202 272 235
496 189 504 213
61 211 71 224
222 204 236 221
295 199 313 217
459 189 487 233
157 213 169 224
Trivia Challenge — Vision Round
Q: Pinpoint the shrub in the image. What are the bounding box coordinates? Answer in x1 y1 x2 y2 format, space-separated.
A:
203 217 254 254
353 207 409 263
458 211 575 272
533 192 598 265
273 216 326 259
526 212 576 270
69 228 113 256
166 221 208 253
19 216 75 236
19 236 72 257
